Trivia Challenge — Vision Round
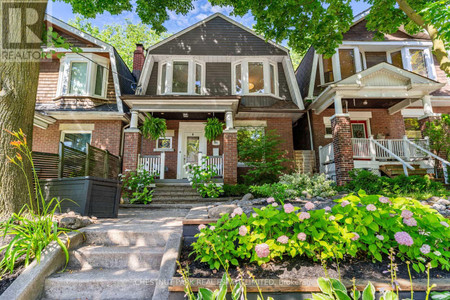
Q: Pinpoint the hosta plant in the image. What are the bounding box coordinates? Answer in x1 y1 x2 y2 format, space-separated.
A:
192 190 450 272
0 130 71 276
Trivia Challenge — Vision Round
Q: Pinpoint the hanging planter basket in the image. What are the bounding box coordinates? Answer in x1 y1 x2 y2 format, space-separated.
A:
204 117 224 142
141 115 167 140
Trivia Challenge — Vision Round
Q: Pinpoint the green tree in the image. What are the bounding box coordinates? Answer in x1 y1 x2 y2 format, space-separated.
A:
68 16 170 69
289 48 303 70
423 114 450 176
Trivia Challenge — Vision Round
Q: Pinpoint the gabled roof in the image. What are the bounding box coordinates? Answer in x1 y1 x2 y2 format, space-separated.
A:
147 13 289 55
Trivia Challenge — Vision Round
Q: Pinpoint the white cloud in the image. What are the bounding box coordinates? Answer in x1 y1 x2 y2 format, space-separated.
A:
195 13 209 21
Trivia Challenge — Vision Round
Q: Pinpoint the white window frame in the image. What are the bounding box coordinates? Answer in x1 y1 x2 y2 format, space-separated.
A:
60 130 93 151
231 58 279 97
157 59 206 95
57 53 109 99
155 136 173 151
402 47 436 80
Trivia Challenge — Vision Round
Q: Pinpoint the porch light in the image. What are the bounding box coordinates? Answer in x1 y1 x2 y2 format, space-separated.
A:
363 100 368 105
183 113 189 118
248 82 255 90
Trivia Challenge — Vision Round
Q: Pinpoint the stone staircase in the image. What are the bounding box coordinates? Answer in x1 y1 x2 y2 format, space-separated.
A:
40 210 182 300
380 164 429 178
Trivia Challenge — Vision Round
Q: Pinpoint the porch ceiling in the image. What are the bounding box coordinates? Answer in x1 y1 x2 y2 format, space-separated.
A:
310 62 445 114
121 95 240 114
145 112 225 120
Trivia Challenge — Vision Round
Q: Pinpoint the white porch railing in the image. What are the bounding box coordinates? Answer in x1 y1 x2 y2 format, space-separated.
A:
198 154 224 177
138 152 165 179
352 137 429 161
319 143 335 179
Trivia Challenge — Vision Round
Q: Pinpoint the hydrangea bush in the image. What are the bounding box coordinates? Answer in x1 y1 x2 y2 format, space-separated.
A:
185 159 224 198
192 191 450 273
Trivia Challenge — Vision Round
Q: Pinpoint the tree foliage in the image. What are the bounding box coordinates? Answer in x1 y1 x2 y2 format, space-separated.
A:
424 114 450 161
68 16 170 69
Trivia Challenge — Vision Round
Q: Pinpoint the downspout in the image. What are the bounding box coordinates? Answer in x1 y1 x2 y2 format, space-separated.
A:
120 123 130 158
306 109 314 151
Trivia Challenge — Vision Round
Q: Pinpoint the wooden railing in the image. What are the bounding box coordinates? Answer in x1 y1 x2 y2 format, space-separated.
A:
138 152 165 179
351 137 429 160
32 152 59 179
198 154 224 177
319 143 334 164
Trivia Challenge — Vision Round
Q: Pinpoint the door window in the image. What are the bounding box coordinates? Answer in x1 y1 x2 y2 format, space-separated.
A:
185 136 200 165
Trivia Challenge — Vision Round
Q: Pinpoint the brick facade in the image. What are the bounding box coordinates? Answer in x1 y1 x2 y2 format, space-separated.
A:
331 115 354 185
223 131 238 184
123 130 142 172
32 120 123 156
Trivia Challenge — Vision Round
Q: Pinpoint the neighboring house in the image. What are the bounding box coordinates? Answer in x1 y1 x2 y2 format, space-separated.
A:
32 15 135 157
122 13 304 184
295 10 450 185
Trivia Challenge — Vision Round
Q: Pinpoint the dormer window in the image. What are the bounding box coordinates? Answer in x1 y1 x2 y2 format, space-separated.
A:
58 53 109 98
338 49 356 78
409 49 428 77
232 59 278 96
158 59 205 95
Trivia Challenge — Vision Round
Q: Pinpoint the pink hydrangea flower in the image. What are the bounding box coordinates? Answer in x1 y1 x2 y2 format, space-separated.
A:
401 210 413 219
351 232 360 241
341 200 350 207
324 206 332 212
420 244 431 255
329 215 336 221
198 224 206 230
252 213 258 218
255 243 270 258
267 197 275 203
440 221 449 228
376 234 384 241
277 235 289 244
394 231 414 246
233 207 243 216
403 217 417 227
210 226 215 230
272 203 278 207
239 225 248 236
297 232 307 241
305 202 315 210
366 204 377 211
284 203 295 213
299 212 311 221
379 197 390 204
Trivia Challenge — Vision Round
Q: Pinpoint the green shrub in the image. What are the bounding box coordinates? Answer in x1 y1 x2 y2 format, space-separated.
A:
250 183 292 204
279 173 338 198
192 191 450 273
186 159 224 198
346 169 448 199
120 168 156 204
222 184 250 197
1 130 71 276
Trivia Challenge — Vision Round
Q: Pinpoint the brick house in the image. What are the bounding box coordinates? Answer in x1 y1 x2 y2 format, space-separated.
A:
33 15 135 157
294 10 450 185
121 13 304 184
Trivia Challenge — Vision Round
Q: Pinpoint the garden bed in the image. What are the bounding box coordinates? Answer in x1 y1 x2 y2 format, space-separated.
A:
0 260 24 295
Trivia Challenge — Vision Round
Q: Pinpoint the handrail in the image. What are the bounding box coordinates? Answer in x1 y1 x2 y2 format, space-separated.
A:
405 138 449 184
370 137 414 176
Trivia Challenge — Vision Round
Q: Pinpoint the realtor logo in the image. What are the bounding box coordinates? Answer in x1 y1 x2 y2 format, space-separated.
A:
1 0 47 61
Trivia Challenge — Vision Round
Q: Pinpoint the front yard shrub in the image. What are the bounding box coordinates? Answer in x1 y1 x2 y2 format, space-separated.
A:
120 168 156 204
250 183 291 204
222 184 250 197
186 159 224 198
345 169 448 199
1 130 71 276
192 191 450 274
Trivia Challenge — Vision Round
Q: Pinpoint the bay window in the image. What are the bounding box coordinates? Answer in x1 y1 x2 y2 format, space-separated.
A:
158 59 205 95
339 49 356 78
58 53 109 98
364 52 387 68
409 49 428 76
232 59 278 96
389 51 403 69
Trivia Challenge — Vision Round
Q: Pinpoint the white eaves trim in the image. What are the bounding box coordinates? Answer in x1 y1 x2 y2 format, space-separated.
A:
146 13 289 54
44 14 125 113
283 56 304 109
33 112 56 129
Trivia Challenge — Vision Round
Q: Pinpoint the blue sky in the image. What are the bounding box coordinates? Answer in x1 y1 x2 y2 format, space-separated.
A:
47 0 371 35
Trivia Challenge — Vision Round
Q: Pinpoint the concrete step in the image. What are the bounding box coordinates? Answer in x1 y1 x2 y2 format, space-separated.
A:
82 228 172 247
68 245 164 270
42 268 158 300
120 203 205 209
152 191 201 197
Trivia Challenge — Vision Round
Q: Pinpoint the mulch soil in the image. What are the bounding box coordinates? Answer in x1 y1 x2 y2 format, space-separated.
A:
177 245 450 282
0 254 24 295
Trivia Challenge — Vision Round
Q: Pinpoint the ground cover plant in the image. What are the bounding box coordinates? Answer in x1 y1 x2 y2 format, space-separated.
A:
222 184 250 197
192 191 450 275
345 170 449 200
0 130 71 278
120 168 156 204
186 159 224 198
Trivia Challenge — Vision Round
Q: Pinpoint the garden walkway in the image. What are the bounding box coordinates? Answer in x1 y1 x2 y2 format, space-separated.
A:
41 207 190 300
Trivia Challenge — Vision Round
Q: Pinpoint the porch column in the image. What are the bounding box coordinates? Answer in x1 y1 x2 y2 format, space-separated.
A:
123 128 142 173
418 95 441 132
331 110 354 186
130 110 139 129
223 112 238 184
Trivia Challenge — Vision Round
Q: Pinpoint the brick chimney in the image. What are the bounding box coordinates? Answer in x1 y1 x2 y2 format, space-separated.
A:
132 43 145 80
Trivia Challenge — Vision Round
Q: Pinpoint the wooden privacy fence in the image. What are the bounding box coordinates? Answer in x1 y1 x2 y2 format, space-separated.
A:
32 143 121 180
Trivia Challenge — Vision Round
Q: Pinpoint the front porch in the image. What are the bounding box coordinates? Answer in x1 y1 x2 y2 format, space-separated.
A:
121 96 240 184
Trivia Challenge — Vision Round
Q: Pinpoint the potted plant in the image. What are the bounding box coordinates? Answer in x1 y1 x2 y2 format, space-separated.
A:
141 115 167 140
204 117 224 142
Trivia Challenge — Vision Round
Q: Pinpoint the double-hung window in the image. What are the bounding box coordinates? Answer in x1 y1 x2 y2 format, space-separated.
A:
232 59 278 96
158 60 205 95
58 53 109 98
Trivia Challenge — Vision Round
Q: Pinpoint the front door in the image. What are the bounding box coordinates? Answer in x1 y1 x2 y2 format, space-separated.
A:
351 121 368 138
178 123 207 179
